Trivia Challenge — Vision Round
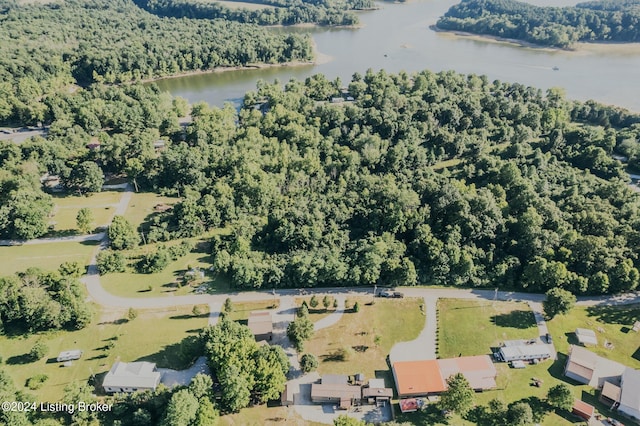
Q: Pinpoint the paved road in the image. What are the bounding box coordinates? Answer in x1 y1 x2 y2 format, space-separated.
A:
313 296 345 331
0 128 47 143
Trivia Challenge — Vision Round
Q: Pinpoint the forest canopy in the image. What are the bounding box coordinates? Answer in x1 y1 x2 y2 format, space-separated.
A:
437 0 640 48
0 0 313 125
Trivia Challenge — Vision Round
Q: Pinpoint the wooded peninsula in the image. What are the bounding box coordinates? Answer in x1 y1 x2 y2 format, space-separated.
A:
437 0 640 48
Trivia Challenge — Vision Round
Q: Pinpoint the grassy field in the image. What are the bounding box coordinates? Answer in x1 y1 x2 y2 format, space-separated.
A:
49 191 123 232
305 297 424 380
546 304 640 369
123 192 180 230
99 239 219 298
221 405 324 426
0 241 98 276
294 296 338 324
421 299 634 426
437 299 538 358
0 305 208 402
226 300 280 322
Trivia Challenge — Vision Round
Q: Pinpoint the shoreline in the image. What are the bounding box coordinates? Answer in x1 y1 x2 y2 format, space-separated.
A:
142 38 333 84
431 25 640 53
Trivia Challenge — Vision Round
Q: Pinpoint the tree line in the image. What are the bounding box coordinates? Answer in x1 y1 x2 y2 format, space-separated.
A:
0 264 91 334
6 69 640 297
0 0 313 125
437 0 640 48
137 0 374 26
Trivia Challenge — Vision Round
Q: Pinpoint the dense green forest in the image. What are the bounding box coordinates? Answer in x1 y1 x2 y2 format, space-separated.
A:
0 0 312 125
0 265 91 334
9 63 640 296
136 0 374 26
437 0 640 47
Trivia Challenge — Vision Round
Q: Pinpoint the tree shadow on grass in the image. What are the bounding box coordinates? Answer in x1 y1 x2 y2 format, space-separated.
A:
135 335 202 370
6 353 34 365
491 310 536 329
396 403 449 426
585 304 640 326
632 346 640 362
170 313 209 320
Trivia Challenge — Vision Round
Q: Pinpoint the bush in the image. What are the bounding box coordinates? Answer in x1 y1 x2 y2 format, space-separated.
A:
333 346 354 361
127 308 138 321
300 353 319 373
309 295 319 308
168 240 195 260
353 301 360 313
27 374 49 390
137 246 170 273
96 250 126 274
29 341 48 361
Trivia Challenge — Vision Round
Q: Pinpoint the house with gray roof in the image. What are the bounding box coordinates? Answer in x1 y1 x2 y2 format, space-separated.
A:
102 361 161 393
619 367 640 421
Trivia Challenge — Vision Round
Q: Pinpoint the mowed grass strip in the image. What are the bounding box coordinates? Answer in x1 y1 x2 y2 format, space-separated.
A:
226 300 280 322
305 297 424 379
220 405 324 426
546 303 640 369
48 190 124 232
0 305 208 402
294 296 338 324
437 299 538 358
124 192 180 230
0 241 98 276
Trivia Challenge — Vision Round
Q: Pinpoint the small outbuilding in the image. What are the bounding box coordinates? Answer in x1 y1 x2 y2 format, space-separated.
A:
576 328 598 346
572 399 595 422
247 311 273 342
600 381 622 408
56 350 83 363
564 345 626 388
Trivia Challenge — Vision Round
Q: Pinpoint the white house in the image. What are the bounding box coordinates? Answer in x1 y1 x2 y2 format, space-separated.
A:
102 361 161 393
564 345 626 388
498 343 553 362
618 368 640 421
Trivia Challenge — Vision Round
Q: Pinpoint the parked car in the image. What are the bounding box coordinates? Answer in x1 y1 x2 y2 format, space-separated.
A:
392 292 404 298
376 290 394 298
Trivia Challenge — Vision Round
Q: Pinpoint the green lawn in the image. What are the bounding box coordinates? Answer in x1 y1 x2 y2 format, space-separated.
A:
0 305 208 402
430 299 634 426
123 192 180 231
295 296 338 324
437 299 538 358
226 300 279 322
49 191 123 231
100 239 218 298
546 304 640 369
0 241 98 276
305 297 424 380
221 405 323 426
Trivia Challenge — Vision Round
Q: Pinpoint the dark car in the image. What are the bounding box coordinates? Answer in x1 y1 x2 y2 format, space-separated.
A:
392 292 404 298
377 290 393 298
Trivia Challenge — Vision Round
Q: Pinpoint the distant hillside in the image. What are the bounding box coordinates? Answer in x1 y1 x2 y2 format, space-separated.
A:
437 0 640 48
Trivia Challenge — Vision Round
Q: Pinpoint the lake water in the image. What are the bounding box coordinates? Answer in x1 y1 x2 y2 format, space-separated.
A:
155 0 640 112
